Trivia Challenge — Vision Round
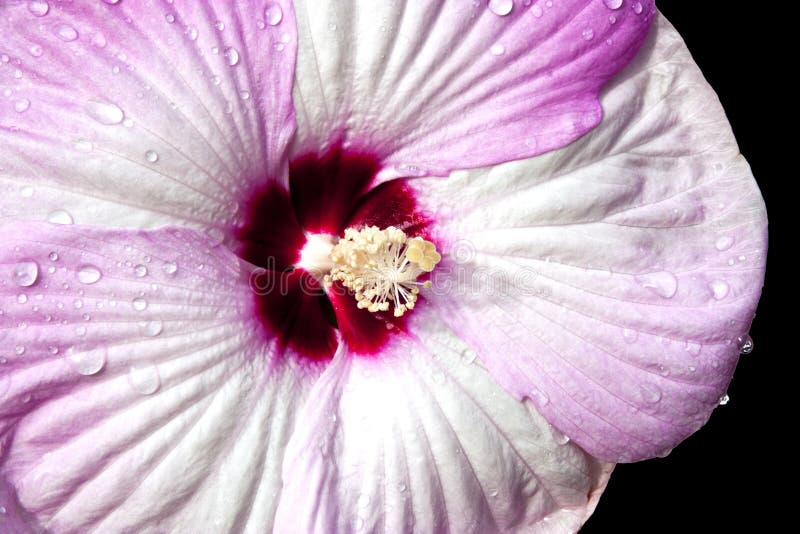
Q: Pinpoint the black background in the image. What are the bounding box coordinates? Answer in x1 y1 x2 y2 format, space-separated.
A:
583 2 784 533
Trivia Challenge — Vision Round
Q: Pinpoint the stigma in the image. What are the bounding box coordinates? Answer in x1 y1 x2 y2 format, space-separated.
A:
324 226 441 317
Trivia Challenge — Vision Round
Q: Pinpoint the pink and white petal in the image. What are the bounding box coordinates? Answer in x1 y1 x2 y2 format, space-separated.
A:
274 309 611 534
291 0 654 178
0 223 317 533
0 1 296 234
412 15 768 462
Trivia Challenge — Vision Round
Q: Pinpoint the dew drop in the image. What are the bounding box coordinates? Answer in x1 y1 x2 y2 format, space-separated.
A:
164 13 175 23
265 3 283 25
134 264 148 277
715 236 735 251
224 46 240 66
48 251 59 261
12 98 31 114
531 5 543 17
737 334 753 355
582 28 595 40
186 25 199 41
490 43 505 55
357 494 371 509
709 279 730 300
75 325 87 337
604 0 623 9
622 328 639 343
609 14 617 24
639 383 662 404
47 209 74 225
488 0 513 16
461 347 478 365
85 99 125 125
17 294 28 304
77 265 102 284
128 364 160 394
632 1 643 14
66 347 106 376
13 261 39 287
27 0 50 16
240 90 251 100
145 149 159 163
55 24 78 42
635 271 678 299
214 20 225 31
132 297 148 311
15 346 25 356
140 319 163 337
684 341 702 357
162 261 178 275
718 393 730 406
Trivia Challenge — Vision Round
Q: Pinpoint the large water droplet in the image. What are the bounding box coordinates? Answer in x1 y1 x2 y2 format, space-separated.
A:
715 236 735 251
85 99 124 125
14 99 30 113
488 0 513 16
140 319 163 337
709 279 730 300
265 3 283 25
77 265 102 284
737 334 753 355
145 149 159 163
67 347 106 376
603 0 623 9
47 209 74 225
27 0 50 16
13 261 39 287
224 46 240 66
55 24 79 42
128 364 160 395
635 271 678 299
639 383 662 404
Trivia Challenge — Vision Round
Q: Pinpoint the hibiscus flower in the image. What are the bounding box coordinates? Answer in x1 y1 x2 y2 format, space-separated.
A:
0 1 766 533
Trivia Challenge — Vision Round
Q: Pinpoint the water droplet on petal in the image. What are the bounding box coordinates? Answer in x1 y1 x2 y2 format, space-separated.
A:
14 99 30 113
140 319 163 337
488 0 513 16
15 346 25 355
164 13 175 23
47 209 73 225
17 294 28 304
461 347 478 365
715 236 735 251
709 279 729 300
134 264 148 277
530 388 550 406
357 494 371 509
632 1 643 14
145 149 159 163
622 328 639 343
186 26 199 41
162 261 178 275
718 393 730 406
214 20 225 31
77 265 102 284
67 347 106 376
128 364 160 395
737 334 753 355
636 271 678 299
582 28 595 40
206 227 225 246
20 186 35 198
639 383 662 404
531 5 543 17
55 24 78 41
490 43 505 55
85 99 124 125
684 341 702 356
224 46 240 66
132 297 148 311
265 3 283 25
27 0 50 17
13 261 39 287
48 251 59 261
604 0 623 9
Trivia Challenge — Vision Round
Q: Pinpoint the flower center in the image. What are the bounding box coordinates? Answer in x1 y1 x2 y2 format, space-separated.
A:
325 226 441 317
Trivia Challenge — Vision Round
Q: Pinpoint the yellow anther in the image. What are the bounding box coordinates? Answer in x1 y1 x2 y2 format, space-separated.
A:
324 226 440 317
